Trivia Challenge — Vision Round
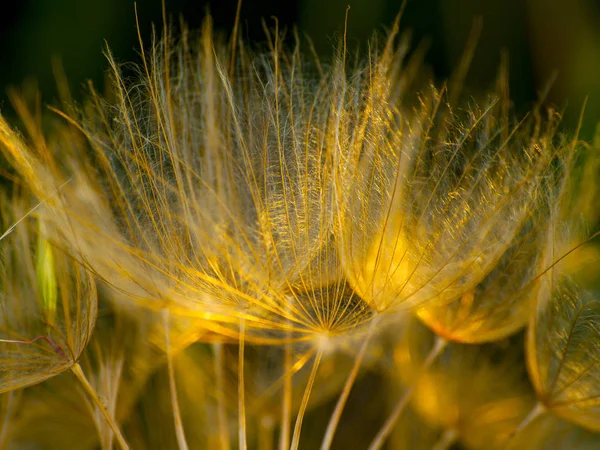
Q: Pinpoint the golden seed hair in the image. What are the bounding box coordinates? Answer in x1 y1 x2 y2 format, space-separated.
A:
0 10 598 450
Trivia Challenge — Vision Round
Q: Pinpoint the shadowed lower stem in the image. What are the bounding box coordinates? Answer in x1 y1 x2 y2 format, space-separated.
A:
430 429 458 450
70 362 129 450
290 349 323 450
163 310 189 450
320 323 376 450
213 343 231 450
279 312 293 450
0 391 16 449
259 415 275 450
368 336 447 450
238 320 247 450
503 401 546 448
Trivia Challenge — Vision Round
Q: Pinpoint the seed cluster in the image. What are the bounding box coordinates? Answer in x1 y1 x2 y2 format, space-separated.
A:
0 15 599 450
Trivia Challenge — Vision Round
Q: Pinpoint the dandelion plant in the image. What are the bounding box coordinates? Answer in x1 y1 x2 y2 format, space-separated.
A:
0 6 599 450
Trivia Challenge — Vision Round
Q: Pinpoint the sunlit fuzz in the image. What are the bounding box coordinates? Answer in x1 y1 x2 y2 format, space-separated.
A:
0 17 388 346
526 274 600 432
514 131 600 433
1 8 600 450
335 72 560 313
415 219 545 343
415 138 573 343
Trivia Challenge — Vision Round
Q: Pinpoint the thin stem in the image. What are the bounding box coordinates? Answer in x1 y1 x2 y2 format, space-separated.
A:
430 429 458 450
290 349 323 450
279 324 293 450
71 362 129 450
0 391 16 449
504 401 546 448
321 324 375 450
213 343 231 450
0 335 66 359
163 310 189 450
238 320 247 450
369 336 447 450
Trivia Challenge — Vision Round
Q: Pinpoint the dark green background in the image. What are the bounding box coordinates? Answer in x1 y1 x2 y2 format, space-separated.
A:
1 0 600 135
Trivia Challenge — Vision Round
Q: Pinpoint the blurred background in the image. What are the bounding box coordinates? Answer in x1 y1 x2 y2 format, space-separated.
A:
1 0 600 137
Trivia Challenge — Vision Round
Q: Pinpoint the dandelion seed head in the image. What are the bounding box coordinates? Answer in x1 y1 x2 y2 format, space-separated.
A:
0 19 391 347
337 89 556 316
0 8 599 450
416 195 553 343
524 138 600 432
0 193 97 394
